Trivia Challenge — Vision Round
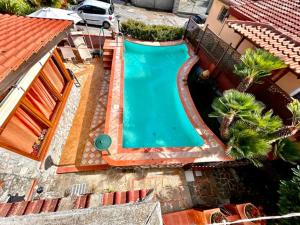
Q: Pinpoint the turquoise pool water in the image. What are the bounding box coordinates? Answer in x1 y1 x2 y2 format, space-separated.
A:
123 41 204 148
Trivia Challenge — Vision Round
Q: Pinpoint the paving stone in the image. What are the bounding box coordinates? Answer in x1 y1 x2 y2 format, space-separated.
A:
57 197 75 211
88 194 103 208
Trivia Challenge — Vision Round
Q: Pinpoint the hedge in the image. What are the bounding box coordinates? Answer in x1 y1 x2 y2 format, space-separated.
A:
0 0 35 15
121 19 184 42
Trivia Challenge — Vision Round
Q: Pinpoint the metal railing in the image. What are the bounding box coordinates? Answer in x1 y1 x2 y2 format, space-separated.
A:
184 17 242 76
184 17 293 123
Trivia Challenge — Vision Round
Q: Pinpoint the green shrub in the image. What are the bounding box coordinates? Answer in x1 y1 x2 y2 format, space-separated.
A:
277 165 300 225
121 19 184 41
40 0 64 8
0 0 35 15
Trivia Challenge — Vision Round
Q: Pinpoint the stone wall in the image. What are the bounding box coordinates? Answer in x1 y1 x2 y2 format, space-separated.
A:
0 202 163 225
0 149 39 202
0 84 81 201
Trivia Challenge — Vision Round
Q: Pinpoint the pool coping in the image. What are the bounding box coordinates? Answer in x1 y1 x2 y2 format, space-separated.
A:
102 38 229 166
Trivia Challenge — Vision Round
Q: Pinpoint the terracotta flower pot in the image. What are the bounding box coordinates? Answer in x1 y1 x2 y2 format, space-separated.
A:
244 203 260 219
210 211 227 223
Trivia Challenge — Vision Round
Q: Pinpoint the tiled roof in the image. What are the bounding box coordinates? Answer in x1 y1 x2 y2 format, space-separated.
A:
0 14 72 84
230 0 300 42
228 20 300 74
228 0 250 6
162 209 202 225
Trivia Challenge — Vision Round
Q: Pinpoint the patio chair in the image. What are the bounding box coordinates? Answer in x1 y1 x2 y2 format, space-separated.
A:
71 35 92 63
58 46 76 62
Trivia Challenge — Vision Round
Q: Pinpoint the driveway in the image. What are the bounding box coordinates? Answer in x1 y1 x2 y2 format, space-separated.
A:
77 2 188 35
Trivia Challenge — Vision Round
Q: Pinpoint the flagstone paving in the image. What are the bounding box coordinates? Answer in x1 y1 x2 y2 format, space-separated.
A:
34 167 193 213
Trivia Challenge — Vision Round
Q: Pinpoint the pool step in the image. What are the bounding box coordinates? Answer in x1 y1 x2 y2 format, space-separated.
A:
103 51 113 57
103 48 112 70
103 56 112 62
103 61 112 70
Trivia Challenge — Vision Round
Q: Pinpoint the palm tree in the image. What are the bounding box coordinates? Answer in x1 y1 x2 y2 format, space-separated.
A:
234 48 286 92
227 121 271 167
243 109 283 134
268 98 300 142
210 90 264 139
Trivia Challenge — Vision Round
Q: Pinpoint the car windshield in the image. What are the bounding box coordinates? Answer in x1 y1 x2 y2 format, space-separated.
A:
108 6 113 15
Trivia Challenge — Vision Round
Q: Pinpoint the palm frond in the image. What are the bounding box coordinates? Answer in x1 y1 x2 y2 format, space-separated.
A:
227 123 271 166
234 48 286 81
274 139 300 164
287 98 300 125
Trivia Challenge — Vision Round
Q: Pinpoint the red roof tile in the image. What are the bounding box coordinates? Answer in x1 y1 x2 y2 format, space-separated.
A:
230 0 300 42
162 209 202 225
228 20 300 74
0 14 72 84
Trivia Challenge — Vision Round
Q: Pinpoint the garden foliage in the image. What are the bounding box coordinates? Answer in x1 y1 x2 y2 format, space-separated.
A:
121 19 184 41
0 0 35 15
277 165 300 225
0 0 65 15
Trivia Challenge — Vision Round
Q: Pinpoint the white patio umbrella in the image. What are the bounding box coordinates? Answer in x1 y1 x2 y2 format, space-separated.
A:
28 7 82 24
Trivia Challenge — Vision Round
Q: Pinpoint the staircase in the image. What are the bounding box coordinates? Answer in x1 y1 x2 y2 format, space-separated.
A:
102 49 113 70
0 189 152 218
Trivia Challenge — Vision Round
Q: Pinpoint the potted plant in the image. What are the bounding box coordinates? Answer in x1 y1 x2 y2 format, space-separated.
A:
244 203 260 219
210 211 227 224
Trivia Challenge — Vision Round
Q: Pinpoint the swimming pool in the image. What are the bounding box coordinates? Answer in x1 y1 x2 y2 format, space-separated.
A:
123 41 204 148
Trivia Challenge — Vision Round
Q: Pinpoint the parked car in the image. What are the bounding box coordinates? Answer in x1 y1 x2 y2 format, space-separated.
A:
73 0 114 29
76 0 112 4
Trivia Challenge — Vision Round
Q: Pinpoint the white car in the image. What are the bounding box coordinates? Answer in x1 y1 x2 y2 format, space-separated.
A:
74 0 114 29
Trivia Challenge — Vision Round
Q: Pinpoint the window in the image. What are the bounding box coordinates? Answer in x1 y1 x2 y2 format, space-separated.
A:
0 50 72 160
78 5 92 14
217 7 228 22
108 6 113 15
290 88 300 100
90 6 106 15
79 5 106 15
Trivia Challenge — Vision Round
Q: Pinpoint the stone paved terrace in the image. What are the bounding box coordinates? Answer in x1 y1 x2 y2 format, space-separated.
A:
0 202 163 225
34 167 193 214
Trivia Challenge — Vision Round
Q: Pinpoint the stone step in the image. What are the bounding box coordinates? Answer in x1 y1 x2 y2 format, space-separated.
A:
24 200 44 215
103 61 112 69
88 194 103 208
40 198 60 213
0 203 12 217
103 51 113 56
74 195 90 209
7 201 29 217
